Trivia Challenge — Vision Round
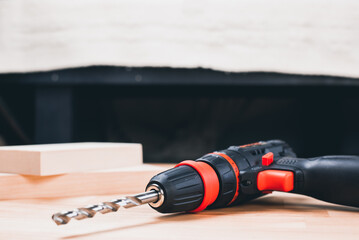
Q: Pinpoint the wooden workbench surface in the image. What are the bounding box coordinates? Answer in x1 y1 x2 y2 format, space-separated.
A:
0 192 358 240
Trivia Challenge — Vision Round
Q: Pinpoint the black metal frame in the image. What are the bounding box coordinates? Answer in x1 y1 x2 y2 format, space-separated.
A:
0 66 358 144
1 66 358 86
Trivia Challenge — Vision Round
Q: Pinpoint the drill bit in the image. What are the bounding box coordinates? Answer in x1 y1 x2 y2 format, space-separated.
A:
52 187 163 225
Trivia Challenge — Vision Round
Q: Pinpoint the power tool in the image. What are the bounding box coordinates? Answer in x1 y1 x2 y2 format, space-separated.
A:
52 140 359 225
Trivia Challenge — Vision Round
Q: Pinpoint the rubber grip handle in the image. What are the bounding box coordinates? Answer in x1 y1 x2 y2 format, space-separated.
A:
295 155 359 208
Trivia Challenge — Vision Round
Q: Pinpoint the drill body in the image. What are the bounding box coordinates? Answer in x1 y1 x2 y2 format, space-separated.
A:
147 140 359 213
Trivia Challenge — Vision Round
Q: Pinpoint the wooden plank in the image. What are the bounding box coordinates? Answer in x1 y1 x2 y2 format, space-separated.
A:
0 192 358 239
0 142 142 175
0 164 172 200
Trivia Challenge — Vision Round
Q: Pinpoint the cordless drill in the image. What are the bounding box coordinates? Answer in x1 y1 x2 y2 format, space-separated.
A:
52 140 359 225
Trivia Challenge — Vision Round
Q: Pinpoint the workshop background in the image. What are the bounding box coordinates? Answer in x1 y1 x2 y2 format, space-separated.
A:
0 0 359 163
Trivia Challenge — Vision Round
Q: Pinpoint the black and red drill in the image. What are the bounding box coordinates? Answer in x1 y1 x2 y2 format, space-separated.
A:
52 140 359 225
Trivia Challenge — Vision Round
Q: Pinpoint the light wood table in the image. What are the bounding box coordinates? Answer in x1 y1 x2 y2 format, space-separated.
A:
0 192 358 240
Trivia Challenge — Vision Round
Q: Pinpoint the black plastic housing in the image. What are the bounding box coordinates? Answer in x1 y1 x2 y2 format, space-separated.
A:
147 140 296 213
202 140 296 207
283 155 359 207
147 140 359 213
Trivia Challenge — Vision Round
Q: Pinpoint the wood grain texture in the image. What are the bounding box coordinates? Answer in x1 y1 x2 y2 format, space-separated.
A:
1 0 359 78
0 142 142 175
0 192 358 240
0 164 171 200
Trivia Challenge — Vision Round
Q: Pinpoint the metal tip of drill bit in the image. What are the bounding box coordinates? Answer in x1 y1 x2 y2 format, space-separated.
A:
51 188 162 225
52 212 71 225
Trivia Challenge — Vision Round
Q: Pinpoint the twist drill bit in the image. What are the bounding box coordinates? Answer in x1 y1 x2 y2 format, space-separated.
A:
52 188 162 225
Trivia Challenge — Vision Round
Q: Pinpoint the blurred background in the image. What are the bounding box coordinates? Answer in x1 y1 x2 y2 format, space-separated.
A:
0 0 359 162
